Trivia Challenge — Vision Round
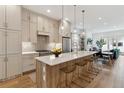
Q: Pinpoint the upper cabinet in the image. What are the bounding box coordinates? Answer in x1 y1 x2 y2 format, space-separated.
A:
0 29 5 55
22 8 29 21
22 8 60 43
22 8 37 43
0 6 5 29
49 21 59 43
30 12 37 23
38 16 51 33
22 21 30 42
37 16 44 32
44 18 49 32
6 6 21 31
0 5 21 31
30 22 37 43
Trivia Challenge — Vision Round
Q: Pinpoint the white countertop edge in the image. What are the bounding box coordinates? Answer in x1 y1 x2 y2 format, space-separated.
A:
22 51 39 55
35 51 97 66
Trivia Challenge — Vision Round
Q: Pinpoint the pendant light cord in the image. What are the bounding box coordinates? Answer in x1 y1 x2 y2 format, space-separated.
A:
74 5 76 29
82 10 85 32
62 5 64 27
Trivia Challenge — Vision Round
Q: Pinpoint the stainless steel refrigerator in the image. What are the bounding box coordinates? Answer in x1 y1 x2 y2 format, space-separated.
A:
62 37 71 53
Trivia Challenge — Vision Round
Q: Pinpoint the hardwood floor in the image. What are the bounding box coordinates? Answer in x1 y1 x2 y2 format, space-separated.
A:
0 55 124 88
0 75 36 88
93 55 124 88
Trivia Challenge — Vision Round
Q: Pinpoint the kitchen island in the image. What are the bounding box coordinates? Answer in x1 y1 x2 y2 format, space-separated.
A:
35 51 97 88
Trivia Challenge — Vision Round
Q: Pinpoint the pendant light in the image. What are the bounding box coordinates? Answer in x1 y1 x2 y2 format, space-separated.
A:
73 5 77 33
82 10 85 35
61 5 64 30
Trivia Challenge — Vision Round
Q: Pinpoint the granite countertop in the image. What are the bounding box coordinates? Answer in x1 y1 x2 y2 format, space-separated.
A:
35 51 97 66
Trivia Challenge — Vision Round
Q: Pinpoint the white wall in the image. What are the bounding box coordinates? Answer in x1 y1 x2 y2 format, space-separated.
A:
86 29 124 52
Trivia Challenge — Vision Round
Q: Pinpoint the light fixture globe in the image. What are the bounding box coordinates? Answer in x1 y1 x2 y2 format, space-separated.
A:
59 5 64 35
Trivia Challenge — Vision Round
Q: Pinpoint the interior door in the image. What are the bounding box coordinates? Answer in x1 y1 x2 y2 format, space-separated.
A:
7 30 21 54
0 5 5 29
0 30 5 55
0 56 6 80
6 5 21 31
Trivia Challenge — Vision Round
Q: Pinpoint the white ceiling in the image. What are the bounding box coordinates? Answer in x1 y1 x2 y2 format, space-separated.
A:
23 5 124 33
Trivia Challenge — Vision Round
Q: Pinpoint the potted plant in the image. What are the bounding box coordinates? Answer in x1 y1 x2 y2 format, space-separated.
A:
87 38 93 45
96 38 106 51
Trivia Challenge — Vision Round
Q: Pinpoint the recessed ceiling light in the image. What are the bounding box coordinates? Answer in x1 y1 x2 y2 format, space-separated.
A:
98 17 102 20
46 9 51 13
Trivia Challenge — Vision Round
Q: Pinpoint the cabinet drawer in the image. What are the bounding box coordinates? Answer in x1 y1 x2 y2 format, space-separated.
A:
22 56 34 66
22 53 38 72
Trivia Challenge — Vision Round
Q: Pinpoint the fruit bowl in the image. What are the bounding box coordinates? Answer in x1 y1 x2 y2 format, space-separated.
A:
51 48 62 57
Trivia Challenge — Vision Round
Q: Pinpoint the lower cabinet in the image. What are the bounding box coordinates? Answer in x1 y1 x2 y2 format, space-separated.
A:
22 53 39 72
7 54 22 78
0 56 5 80
0 54 22 80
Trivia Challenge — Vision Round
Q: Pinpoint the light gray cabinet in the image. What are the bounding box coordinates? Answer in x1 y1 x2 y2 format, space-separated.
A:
22 53 39 72
0 30 22 80
0 30 5 55
37 16 44 32
0 6 22 80
0 5 21 31
22 8 37 43
7 30 21 54
0 5 5 29
0 56 5 80
6 5 21 31
30 22 37 43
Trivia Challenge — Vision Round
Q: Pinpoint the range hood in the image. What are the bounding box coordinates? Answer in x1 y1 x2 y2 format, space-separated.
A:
37 31 50 36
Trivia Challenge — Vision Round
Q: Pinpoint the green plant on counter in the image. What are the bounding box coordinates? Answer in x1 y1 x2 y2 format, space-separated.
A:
87 38 93 45
96 38 106 49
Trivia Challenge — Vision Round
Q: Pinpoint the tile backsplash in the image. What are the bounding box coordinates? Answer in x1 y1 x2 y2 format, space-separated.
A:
22 42 36 52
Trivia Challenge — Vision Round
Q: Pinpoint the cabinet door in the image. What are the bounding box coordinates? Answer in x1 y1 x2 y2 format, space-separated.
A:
0 5 5 29
0 30 5 55
7 30 21 54
30 22 37 43
0 56 5 80
37 16 44 31
44 19 49 32
7 54 22 78
6 5 21 31
22 8 29 21
30 12 37 23
22 54 35 72
22 21 30 42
